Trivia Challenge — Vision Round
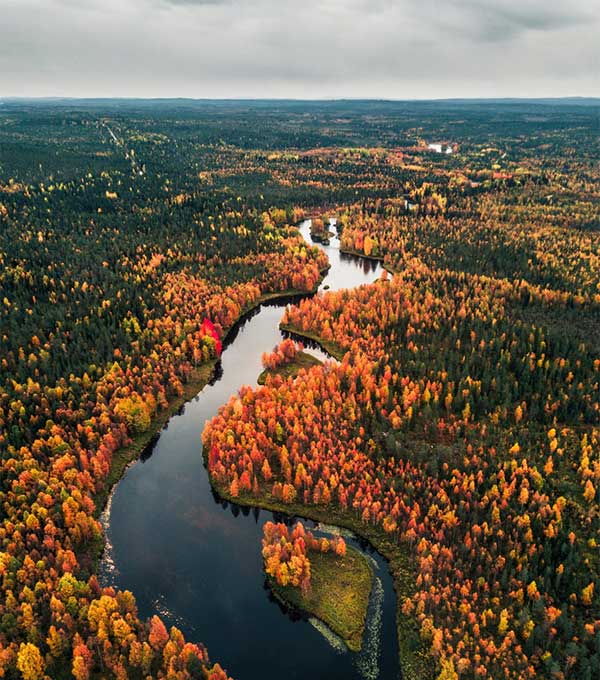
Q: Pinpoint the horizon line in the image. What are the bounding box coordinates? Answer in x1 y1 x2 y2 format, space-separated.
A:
1 95 599 103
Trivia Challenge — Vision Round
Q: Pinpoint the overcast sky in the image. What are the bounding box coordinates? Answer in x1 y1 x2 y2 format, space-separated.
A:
1 0 598 98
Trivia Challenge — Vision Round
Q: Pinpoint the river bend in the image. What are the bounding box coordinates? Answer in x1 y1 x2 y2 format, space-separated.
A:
100 220 400 680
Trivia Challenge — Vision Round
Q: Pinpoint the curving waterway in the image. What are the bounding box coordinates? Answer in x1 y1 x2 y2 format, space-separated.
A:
100 220 401 680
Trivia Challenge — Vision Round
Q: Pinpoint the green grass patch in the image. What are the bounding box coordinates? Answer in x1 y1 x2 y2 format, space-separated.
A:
257 351 322 385
269 546 373 652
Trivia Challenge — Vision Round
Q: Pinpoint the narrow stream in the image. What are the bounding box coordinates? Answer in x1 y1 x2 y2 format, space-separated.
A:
100 220 401 680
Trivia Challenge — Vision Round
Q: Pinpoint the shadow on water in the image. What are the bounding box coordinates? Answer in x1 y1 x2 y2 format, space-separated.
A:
265 583 308 624
339 250 383 275
280 328 342 360
208 360 224 386
139 436 160 463
100 220 400 680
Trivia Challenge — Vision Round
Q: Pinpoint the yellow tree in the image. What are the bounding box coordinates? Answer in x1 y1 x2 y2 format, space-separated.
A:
437 658 458 680
17 643 44 680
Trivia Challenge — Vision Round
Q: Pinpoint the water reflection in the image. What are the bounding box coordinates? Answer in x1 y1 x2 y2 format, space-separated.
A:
139 436 160 463
280 329 340 361
339 250 382 275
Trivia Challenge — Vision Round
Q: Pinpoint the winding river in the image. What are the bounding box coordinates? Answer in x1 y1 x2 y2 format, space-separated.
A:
100 221 401 680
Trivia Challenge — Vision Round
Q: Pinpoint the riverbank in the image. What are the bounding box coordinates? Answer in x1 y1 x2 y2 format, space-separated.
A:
268 546 374 653
338 245 396 279
207 474 433 680
92 279 328 565
94 362 216 519
257 351 322 385
339 246 386 264
279 323 346 362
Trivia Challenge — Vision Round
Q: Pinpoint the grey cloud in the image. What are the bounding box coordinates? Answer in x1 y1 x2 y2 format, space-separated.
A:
160 0 232 5
0 0 598 98
462 0 592 39
412 0 595 43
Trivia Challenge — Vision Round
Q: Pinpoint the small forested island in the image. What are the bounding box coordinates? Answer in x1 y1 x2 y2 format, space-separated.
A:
261 521 373 652
309 217 335 244
258 339 322 385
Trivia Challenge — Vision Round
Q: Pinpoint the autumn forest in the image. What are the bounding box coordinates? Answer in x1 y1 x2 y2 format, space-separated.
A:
0 99 599 680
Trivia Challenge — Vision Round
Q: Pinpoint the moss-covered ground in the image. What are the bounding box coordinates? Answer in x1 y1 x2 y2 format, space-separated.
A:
269 546 373 652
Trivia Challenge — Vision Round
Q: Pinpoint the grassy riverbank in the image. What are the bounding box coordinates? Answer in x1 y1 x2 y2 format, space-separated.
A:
257 351 322 385
94 361 216 520
269 546 373 652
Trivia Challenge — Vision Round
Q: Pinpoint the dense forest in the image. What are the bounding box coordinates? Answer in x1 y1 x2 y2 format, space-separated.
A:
1 99 599 679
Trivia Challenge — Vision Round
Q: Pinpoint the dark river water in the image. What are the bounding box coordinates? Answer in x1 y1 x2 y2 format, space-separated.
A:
99 221 401 680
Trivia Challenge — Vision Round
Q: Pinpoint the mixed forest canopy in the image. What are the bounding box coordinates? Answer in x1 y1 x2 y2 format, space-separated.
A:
0 98 599 680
